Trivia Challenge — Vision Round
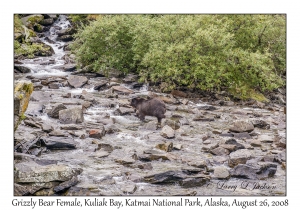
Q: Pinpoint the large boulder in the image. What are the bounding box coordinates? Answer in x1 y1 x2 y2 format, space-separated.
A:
59 107 84 124
14 81 34 131
160 125 175 139
67 75 88 88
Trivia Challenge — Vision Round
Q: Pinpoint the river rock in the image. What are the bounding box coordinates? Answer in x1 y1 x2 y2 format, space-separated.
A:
228 149 253 168
141 121 158 131
112 86 134 94
230 161 277 180
115 157 136 165
15 162 82 183
53 176 79 194
155 142 173 152
49 129 68 137
40 18 54 26
67 75 88 88
122 74 138 83
57 27 76 37
143 170 210 188
41 136 76 150
14 65 31 73
57 35 73 42
258 135 274 143
115 107 135 115
160 125 175 139
48 82 61 89
229 121 254 133
59 107 84 124
252 119 270 129
210 147 230 156
47 103 67 118
97 143 114 152
213 166 230 179
162 119 180 130
89 126 105 139
233 132 252 139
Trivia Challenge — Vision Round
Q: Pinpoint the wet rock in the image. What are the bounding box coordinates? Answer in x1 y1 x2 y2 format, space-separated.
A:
48 82 61 89
210 147 230 156
229 121 254 133
62 64 76 72
155 142 173 152
179 175 210 188
228 149 253 168
15 162 82 183
41 136 76 150
14 132 39 153
59 107 84 124
57 27 76 37
14 65 31 73
213 166 230 179
230 161 277 180
173 144 182 150
47 103 67 119
67 75 88 88
53 176 79 193
57 35 73 42
89 127 105 139
112 86 134 94
263 155 275 162
24 119 42 128
160 125 175 139
197 105 217 111
187 160 207 169
139 150 171 162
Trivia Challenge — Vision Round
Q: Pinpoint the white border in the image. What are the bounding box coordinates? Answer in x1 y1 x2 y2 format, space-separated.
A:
3 0 298 209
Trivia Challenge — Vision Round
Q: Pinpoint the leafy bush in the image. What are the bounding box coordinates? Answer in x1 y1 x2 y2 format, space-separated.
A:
71 14 285 100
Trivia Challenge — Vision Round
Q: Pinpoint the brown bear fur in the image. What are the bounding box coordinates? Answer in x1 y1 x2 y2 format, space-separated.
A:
130 97 166 124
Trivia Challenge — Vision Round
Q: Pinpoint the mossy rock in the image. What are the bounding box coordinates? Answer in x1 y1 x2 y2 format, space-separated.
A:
21 15 44 29
14 81 34 131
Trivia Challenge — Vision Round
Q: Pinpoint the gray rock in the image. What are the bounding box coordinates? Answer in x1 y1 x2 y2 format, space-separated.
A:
59 107 84 124
258 135 274 143
67 75 88 88
230 162 277 180
229 121 254 133
210 147 230 156
40 18 54 26
160 125 175 139
41 136 77 150
155 142 173 152
252 120 270 129
162 119 180 130
14 65 31 73
15 162 82 183
228 149 253 168
141 121 157 131
53 176 79 193
47 103 67 119
213 166 230 179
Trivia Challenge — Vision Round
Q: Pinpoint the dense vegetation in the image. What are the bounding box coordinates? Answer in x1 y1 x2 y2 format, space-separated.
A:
72 15 285 100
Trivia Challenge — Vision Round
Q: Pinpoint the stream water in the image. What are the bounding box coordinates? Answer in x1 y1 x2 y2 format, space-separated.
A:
14 15 286 196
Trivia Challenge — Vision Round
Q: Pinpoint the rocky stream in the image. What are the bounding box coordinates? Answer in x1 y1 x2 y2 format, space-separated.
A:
14 15 286 196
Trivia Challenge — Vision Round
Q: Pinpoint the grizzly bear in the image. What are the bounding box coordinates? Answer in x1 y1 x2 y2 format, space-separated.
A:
130 97 166 124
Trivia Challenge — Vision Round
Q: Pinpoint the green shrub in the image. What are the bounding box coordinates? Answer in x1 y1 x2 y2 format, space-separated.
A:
71 14 285 100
